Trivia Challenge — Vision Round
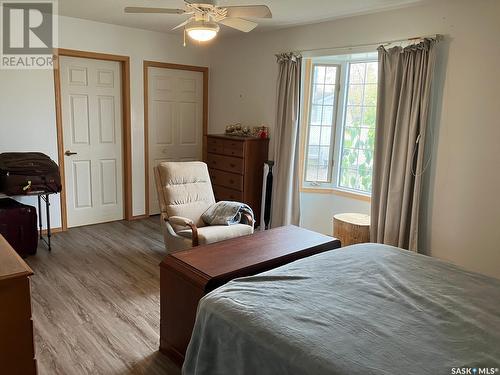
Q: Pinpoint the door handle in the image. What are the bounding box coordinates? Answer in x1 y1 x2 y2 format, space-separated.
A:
65 150 77 156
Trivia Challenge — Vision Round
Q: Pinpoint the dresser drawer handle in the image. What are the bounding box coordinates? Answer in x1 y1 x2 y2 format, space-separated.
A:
229 163 235 168
229 179 234 184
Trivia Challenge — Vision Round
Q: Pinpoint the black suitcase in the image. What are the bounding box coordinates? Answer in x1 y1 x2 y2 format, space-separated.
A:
0 152 62 196
0 198 38 257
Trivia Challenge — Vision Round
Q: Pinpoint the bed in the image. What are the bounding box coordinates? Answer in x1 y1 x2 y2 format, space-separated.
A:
183 243 500 375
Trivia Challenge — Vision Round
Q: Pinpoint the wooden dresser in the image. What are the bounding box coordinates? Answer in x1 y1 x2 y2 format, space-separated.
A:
159 225 341 365
0 235 37 374
206 134 269 223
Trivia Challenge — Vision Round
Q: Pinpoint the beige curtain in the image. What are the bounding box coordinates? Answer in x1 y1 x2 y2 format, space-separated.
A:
371 39 439 251
271 53 302 227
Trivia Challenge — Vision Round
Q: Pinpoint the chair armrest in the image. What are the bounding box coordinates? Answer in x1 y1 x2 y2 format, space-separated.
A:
168 216 194 227
166 216 199 247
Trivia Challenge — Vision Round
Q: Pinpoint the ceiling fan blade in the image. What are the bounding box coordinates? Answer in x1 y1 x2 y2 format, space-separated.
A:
124 7 186 14
172 19 190 30
219 18 258 32
224 5 272 19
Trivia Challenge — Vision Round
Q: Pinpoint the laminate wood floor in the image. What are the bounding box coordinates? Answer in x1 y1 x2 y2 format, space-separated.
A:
26 217 181 375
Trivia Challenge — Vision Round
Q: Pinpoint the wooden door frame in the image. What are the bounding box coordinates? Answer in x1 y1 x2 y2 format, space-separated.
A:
143 60 209 217
53 48 133 231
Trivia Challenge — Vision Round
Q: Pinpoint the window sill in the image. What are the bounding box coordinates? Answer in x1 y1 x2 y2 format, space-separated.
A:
300 187 371 202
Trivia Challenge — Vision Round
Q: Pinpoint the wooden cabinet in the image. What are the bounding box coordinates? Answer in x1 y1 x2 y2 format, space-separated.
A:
206 134 269 223
0 235 36 375
159 225 341 366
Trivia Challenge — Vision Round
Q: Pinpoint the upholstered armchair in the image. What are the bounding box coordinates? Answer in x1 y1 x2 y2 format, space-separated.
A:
154 161 254 253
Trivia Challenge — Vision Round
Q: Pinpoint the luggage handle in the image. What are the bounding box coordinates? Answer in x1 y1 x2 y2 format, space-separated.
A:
22 180 32 191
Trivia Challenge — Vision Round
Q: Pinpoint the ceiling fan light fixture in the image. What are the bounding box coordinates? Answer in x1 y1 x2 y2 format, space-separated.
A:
185 20 219 42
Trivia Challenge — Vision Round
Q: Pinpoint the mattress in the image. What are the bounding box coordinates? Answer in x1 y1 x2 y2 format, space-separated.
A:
183 244 500 375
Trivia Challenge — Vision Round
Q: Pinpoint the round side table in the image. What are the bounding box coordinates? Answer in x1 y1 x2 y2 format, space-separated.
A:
333 213 370 247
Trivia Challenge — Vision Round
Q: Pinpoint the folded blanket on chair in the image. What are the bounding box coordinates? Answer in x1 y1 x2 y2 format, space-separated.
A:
202 201 254 226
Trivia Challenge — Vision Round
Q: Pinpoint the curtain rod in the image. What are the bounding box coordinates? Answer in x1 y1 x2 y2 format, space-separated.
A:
290 34 442 55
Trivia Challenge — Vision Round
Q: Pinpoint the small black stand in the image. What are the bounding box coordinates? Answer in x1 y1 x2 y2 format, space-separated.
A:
36 193 52 251
264 161 274 230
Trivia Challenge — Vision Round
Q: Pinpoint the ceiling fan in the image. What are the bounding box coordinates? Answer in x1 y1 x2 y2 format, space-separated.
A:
124 1 272 43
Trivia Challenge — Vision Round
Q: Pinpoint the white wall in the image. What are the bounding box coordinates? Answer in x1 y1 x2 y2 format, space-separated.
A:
300 194 370 235
207 0 500 279
0 16 208 227
0 69 60 226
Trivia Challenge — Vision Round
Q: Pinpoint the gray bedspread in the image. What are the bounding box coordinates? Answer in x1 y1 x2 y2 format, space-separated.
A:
183 244 500 375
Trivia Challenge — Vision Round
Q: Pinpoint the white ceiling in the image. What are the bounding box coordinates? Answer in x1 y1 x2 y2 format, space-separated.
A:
58 0 425 36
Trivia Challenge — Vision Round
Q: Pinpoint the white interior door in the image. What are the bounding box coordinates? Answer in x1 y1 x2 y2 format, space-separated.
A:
148 67 203 215
60 56 124 227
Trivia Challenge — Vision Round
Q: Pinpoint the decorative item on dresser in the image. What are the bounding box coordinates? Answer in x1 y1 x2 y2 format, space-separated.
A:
0 235 37 375
333 213 371 246
206 134 269 223
159 225 340 366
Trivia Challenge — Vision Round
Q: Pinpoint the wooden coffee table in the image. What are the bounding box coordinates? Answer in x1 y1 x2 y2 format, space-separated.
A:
159 225 340 365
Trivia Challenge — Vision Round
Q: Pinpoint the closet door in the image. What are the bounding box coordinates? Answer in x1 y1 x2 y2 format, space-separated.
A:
148 67 203 215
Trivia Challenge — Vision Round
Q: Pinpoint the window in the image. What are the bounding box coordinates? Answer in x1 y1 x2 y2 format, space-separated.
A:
339 62 378 193
304 64 340 183
302 55 378 196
